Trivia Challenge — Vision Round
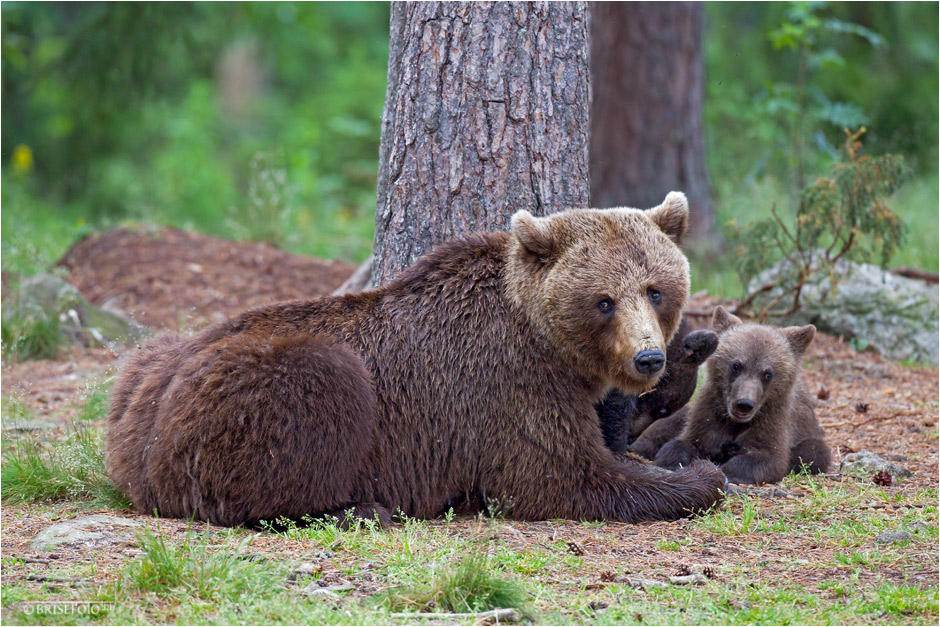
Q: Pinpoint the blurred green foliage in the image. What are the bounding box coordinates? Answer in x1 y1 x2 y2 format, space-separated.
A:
705 2 938 186
2 1 388 264
1 1 936 301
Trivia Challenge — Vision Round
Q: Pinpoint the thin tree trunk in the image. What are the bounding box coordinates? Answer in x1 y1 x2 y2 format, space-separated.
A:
371 1 591 286
589 2 715 244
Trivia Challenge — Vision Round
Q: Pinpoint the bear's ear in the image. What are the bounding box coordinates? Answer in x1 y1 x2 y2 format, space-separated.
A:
646 191 689 246
711 306 743 334
511 210 557 261
782 324 816 357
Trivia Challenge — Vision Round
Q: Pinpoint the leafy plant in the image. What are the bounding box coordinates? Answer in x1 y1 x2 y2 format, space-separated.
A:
730 129 909 319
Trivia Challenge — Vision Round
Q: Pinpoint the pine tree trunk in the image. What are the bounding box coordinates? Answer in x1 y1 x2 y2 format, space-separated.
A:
589 2 715 244
371 1 591 286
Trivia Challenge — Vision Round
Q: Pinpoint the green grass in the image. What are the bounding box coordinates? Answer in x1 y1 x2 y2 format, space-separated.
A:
0 421 128 509
585 578 939 625
74 383 111 422
385 552 529 616
1 312 65 363
121 528 275 601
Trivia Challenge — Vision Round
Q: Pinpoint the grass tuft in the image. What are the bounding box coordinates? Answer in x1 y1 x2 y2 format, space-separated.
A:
75 382 111 422
123 529 272 601
1 312 64 363
386 552 529 616
1 423 128 508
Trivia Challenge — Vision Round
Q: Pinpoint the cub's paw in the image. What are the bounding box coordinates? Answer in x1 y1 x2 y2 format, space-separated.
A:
654 439 697 470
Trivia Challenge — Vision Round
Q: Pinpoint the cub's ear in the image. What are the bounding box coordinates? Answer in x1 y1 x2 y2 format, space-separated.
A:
711 305 743 334
511 210 557 260
782 324 816 357
646 191 689 246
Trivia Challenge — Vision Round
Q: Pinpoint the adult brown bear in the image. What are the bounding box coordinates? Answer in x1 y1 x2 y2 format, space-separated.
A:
107 192 726 526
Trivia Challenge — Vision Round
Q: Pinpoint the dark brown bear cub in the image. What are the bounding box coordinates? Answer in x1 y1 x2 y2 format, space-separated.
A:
107 192 727 527
654 306 830 484
596 317 718 453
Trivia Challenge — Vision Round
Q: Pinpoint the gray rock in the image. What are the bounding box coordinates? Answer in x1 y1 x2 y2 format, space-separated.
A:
10 274 151 348
840 450 913 478
875 530 912 545
30 514 142 552
749 253 938 364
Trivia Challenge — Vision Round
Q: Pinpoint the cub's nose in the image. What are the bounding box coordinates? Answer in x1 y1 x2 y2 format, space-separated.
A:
732 399 755 414
634 350 665 376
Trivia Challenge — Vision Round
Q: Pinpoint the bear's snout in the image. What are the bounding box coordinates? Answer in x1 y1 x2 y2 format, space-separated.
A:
633 349 666 377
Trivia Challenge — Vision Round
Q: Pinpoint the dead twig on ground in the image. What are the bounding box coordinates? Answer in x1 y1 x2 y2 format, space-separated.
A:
389 608 521 624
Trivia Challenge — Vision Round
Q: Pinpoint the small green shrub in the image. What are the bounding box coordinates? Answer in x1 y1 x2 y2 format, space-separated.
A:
730 129 910 319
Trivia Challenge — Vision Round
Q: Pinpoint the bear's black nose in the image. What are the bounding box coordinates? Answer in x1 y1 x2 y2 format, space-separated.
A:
733 399 755 414
634 350 665 376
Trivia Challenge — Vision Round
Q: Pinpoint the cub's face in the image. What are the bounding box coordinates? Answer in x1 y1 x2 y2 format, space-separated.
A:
706 306 816 423
508 192 691 395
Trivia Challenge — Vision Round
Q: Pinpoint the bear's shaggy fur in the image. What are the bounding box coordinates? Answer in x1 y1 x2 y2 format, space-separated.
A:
597 317 718 453
654 307 831 484
107 193 726 526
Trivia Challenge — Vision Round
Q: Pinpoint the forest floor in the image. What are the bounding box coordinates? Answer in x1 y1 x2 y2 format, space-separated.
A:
1 228 937 625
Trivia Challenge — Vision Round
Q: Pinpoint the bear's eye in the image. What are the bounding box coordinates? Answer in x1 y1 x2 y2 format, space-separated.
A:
648 288 662 305
597 298 615 314
762 370 773 382
730 361 742 374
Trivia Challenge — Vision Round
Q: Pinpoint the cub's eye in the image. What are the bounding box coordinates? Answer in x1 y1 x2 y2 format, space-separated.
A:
648 288 662 305
597 298 615 314
730 361 742 374
762 370 773 382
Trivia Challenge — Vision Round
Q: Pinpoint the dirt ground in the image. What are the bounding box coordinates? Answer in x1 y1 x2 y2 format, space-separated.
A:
1 228 938 623
58 226 356 332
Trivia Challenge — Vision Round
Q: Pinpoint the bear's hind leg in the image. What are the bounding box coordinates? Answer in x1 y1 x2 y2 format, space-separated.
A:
789 438 831 475
147 333 379 527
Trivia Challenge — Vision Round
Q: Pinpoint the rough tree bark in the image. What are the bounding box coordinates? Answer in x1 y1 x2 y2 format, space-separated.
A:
370 1 591 287
589 2 715 244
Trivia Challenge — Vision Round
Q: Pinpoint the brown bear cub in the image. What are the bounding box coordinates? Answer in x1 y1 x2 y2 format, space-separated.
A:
596 317 718 453
653 306 831 484
107 192 727 527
